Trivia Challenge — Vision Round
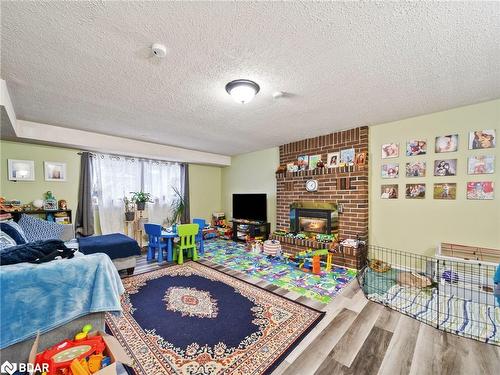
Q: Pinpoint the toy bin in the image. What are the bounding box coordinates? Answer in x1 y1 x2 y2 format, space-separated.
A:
29 331 133 375
263 240 281 256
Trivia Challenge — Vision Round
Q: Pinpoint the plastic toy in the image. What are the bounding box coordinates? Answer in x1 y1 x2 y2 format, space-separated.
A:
316 233 337 243
326 252 333 272
35 324 108 375
283 249 330 275
75 324 93 340
70 358 90 375
442 270 459 284
35 335 106 374
88 354 104 373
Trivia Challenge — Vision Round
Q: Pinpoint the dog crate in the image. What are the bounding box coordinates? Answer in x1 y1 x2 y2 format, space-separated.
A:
358 245 499 346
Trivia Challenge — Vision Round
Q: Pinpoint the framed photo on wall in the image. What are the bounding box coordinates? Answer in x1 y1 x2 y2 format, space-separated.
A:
406 140 427 156
381 143 399 159
287 162 299 172
308 154 322 170
297 155 309 171
435 134 459 153
405 161 426 177
434 159 457 176
44 161 67 181
466 181 494 200
381 184 398 199
469 130 496 149
327 152 340 168
433 183 456 200
340 148 355 166
468 155 494 174
405 184 426 199
381 163 399 178
7 159 35 181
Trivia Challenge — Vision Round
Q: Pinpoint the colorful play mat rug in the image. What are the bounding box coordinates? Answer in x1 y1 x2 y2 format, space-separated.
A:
203 239 357 304
106 262 323 374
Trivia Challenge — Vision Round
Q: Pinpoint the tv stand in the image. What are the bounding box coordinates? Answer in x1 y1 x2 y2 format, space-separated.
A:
231 219 271 242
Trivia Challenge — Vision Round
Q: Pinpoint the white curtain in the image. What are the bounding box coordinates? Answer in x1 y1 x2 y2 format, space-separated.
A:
92 154 182 234
143 160 182 226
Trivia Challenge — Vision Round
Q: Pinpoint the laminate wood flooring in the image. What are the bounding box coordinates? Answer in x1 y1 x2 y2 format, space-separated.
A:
129 253 500 375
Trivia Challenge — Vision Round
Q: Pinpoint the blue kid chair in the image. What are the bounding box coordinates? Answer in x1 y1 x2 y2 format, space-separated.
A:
144 223 168 262
192 218 206 255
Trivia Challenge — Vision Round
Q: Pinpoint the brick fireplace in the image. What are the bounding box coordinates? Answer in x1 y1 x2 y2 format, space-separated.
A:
271 126 369 269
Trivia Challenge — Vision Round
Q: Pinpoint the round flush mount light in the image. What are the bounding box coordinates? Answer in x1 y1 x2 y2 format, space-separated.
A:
225 79 260 104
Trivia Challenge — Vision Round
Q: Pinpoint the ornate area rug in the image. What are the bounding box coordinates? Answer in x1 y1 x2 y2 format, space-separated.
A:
203 239 357 303
106 262 323 374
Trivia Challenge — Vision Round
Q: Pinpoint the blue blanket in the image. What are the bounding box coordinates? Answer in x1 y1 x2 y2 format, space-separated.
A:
78 233 141 260
0 253 124 349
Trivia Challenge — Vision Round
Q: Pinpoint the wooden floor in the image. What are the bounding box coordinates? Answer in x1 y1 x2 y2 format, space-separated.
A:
131 254 500 375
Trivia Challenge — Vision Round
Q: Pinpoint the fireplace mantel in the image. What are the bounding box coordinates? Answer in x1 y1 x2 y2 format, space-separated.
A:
290 201 337 210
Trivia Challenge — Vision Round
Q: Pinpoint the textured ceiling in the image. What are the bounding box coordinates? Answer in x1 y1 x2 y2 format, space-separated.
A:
2 1 499 155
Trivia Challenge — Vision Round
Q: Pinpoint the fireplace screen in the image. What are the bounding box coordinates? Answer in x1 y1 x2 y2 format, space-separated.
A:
299 217 327 234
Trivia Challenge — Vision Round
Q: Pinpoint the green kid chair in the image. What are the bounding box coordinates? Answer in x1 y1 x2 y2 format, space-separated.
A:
173 223 200 265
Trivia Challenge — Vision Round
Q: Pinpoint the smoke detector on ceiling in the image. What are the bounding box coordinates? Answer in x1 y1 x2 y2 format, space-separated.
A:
151 43 168 58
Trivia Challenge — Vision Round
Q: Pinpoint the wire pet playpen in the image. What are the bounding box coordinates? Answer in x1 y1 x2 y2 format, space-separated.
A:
358 245 500 345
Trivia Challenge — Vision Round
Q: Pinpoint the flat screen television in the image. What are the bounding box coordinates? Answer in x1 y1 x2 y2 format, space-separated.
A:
232 193 267 222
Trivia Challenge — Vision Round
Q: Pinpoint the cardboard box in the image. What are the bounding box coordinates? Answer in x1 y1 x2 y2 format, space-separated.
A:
29 331 133 375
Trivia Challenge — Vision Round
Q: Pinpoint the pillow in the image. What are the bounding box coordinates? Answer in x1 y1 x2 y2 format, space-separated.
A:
18 214 65 242
0 232 16 251
0 221 28 244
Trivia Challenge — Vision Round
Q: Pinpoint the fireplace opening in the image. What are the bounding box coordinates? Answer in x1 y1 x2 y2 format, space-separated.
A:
299 217 327 234
290 202 338 236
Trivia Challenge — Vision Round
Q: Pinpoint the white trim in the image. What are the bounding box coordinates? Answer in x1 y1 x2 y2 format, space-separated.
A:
0 79 17 133
15 120 231 166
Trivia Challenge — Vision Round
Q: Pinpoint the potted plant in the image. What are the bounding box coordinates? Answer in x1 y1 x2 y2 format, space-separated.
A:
123 196 135 221
131 191 153 211
169 186 185 228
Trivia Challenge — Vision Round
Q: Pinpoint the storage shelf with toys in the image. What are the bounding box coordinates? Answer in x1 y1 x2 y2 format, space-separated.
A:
0 191 72 224
231 219 271 243
1 209 73 224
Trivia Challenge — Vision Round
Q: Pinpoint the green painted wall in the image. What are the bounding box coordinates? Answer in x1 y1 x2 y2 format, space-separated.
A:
369 99 500 255
0 141 224 225
189 164 222 222
221 147 279 231
0 140 80 220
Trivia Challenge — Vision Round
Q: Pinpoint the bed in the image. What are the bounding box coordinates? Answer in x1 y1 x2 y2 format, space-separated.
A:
78 233 141 274
0 253 124 362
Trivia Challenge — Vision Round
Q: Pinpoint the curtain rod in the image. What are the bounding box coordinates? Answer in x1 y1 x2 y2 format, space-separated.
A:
77 151 185 165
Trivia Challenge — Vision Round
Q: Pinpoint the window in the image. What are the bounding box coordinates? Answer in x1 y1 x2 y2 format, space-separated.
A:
91 153 182 234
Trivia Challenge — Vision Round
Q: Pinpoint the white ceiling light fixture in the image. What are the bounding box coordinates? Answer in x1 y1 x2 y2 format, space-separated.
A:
225 79 260 104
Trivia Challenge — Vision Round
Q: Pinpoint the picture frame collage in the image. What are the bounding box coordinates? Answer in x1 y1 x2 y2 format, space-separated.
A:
380 130 495 200
286 148 366 173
